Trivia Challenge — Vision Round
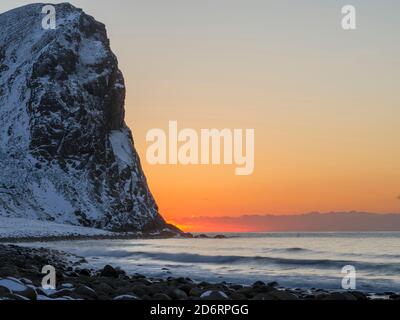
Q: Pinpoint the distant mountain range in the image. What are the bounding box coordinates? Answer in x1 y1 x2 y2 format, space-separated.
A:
175 212 400 232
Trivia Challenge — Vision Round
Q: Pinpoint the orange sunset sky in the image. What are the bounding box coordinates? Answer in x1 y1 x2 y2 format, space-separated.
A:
123 1 399 231
3 1 400 232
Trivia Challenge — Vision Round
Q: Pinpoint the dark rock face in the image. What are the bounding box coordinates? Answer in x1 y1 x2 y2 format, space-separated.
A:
0 3 171 232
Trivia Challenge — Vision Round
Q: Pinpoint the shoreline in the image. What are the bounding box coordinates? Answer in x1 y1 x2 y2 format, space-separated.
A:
0 232 226 244
0 244 398 301
0 233 178 244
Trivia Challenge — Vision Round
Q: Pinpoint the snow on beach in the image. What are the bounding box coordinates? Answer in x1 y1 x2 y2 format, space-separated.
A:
0 217 115 239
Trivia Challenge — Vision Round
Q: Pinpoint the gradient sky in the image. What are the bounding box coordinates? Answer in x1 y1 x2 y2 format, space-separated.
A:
1 1 400 229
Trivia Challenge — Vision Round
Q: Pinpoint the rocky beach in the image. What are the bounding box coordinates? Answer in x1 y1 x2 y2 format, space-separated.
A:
0 244 398 301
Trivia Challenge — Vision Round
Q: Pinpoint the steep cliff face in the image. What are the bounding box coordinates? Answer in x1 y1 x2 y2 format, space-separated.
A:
0 3 171 232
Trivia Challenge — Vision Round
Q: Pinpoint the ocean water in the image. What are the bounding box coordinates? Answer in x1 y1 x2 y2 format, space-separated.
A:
28 232 400 293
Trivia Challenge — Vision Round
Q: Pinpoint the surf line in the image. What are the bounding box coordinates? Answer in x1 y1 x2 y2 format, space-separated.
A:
146 121 255 176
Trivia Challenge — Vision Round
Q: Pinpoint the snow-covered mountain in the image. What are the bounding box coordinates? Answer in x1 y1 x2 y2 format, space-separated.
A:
0 3 174 233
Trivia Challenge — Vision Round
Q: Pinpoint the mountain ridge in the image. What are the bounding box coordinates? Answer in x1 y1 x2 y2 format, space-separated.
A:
174 212 400 232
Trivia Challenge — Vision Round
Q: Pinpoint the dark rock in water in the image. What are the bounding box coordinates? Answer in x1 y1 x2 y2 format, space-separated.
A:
0 278 37 300
3 293 30 300
94 282 114 295
349 291 368 300
115 267 126 277
167 288 188 300
175 277 189 284
147 283 167 296
230 292 247 300
236 287 255 298
268 290 299 300
200 290 229 300
0 3 179 234
0 285 12 296
251 293 276 300
75 285 98 299
198 281 211 288
138 278 153 286
49 289 74 299
251 285 276 294
113 295 139 300
178 284 193 295
65 271 79 278
152 293 172 300
79 269 91 277
193 234 226 239
56 270 65 280
100 265 118 278
318 292 357 301
130 284 151 298
196 234 209 239
20 278 33 285
252 281 266 287
189 287 204 297
268 281 279 287
0 266 18 278
19 286 38 300
230 284 244 290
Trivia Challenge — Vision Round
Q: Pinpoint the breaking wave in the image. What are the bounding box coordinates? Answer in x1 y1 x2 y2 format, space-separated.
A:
82 249 400 273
